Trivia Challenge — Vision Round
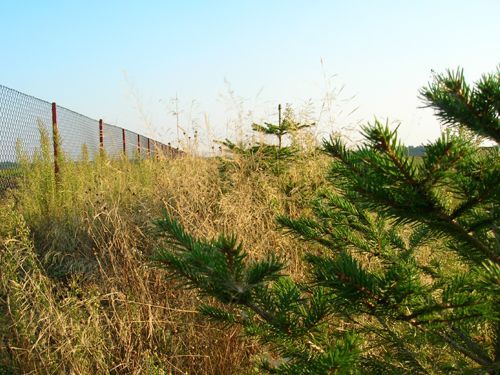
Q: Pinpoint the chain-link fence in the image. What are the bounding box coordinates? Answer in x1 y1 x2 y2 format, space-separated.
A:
0 84 179 193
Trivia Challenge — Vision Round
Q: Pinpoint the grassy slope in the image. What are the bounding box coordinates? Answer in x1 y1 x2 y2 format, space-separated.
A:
0 148 327 374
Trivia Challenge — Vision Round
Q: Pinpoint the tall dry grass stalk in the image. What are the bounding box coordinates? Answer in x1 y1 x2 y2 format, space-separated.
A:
0 130 328 374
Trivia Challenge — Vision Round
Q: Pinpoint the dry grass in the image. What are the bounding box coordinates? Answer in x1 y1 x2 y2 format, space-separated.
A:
0 140 328 374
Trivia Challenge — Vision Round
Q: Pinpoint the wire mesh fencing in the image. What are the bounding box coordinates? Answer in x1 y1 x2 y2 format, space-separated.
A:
103 122 124 158
0 84 180 193
57 106 100 160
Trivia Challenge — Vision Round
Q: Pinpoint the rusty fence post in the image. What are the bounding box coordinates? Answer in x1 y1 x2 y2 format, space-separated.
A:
98 119 104 156
51 102 60 181
147 138 151 157
122 128 126 155
137 134 141 157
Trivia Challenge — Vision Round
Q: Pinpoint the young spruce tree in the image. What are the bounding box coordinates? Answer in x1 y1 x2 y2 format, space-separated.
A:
220 104 313 174
153 67 499 374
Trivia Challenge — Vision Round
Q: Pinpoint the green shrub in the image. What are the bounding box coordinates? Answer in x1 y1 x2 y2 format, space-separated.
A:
153 67 499 373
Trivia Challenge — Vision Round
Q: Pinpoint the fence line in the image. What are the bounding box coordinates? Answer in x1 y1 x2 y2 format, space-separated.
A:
0 84 180 191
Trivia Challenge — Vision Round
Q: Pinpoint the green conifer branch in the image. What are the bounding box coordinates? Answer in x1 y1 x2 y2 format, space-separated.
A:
153 66 499 373
420 68 500 143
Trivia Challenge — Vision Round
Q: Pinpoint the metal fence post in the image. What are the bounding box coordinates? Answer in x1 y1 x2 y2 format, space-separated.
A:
98 119 104 155
0 85 184 194
122 128 126 155
51 102 60 180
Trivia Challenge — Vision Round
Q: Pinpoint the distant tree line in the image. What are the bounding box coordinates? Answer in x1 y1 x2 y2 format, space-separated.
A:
406 145 426 156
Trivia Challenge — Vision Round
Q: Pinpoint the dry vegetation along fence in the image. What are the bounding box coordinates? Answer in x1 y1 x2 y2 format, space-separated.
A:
0 84 180 191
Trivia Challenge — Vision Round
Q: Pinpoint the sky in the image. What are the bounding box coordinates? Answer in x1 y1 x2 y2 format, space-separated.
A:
1 0 499 149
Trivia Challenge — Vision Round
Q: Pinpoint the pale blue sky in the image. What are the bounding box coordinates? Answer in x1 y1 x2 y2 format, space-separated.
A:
1 1 498 148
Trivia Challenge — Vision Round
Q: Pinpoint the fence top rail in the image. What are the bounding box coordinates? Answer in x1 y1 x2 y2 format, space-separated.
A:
0 84 52 106
103 122 125 132
56 104 98 124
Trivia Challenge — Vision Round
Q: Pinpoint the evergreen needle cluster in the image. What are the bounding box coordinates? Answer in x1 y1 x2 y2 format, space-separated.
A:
153 67 499 374
220 104 314 174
